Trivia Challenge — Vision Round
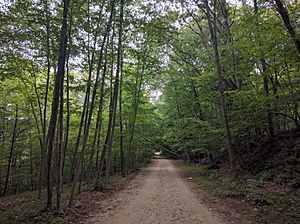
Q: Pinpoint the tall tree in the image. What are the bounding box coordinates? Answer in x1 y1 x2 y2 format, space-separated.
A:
105 0 124 178
45 0 69 209
273 0 300 54
203 0 235 169
3 105 18 196
69 0 115 206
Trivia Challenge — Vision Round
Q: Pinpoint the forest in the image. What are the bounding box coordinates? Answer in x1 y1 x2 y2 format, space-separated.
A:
0 0 299 223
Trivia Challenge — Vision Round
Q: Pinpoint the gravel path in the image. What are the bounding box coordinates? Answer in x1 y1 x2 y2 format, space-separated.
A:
86 159 223 224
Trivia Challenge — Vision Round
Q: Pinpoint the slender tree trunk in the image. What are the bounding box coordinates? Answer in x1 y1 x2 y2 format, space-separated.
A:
126 48 146 173
87 45 108 182
254 0 275 137
86 22 111 183
119 56 125 177
62 6 73 178
274 0 300 54
33 72 46 198
69 2 115 207
218 0 240 90
68 0 90 183
119 0 125 177
69 92 87 184
100 95 115 181
87 0 115 182
45 0 69 209
204 0 235 169
37 0 52 199
56 54 65 213
29 147 34 191
69 36 91 185
32 73 44 134
29 96 44 198
95 32 115 187
105 83 118 178
69 0 106 184
105 0 124 178
3 105 18 196
0 107 5 193
262 60 275 137
12 151 18 195
170 75 189 162
95 38 110 179
78 18 114 195
26 94 43 151
28 123 34 191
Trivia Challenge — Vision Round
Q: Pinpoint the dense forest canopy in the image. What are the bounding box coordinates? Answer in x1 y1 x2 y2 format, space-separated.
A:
0 0 299 213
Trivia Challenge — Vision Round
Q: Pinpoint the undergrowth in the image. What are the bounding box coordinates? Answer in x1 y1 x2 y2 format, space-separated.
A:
177 160 300 224
0 173 136 224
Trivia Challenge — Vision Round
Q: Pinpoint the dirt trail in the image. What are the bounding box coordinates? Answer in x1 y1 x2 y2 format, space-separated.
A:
85 159 224 224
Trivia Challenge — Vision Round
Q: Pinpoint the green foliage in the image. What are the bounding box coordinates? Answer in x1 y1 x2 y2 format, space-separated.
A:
158 0 300 162
178 161 300 224
0 0 300 216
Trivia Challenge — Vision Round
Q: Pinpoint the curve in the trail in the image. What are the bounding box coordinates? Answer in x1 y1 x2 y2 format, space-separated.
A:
86 159 223 224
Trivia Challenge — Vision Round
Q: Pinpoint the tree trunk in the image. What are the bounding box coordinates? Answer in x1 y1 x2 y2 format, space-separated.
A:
62 6 73 178
119 54 125 177
262 62 275 137
126 47 146 173
26 91 44 197
254 0 275 137
87 42 108 182
170 75 189 163
28 124 34 191
204 0 235 169
56 50 65 213
45 0 69 209
3 105 18 196
105 0 124 178
119 0 125 177
37 0 52 199
69 1 115 207
274 0 300 55
69 0 106 184
0 107 6 193
94 37 110 180
95 28 116 187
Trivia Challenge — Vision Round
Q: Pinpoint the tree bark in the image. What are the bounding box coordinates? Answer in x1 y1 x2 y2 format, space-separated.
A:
45 0 69 209
125 47 147 173
274 0 300 55
0 105 5 193
105 0 124 178
69 1 115 207
69 0 106 184
254 0 275 137
95 27 116 187
119 0 125 178
262 60 275 137
94 37 110 180
87 43 108 182
37 0 52 199
3 105 18 196
56 40 65 213
119 55 125 177
204 0 235 169
62 4 74 180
